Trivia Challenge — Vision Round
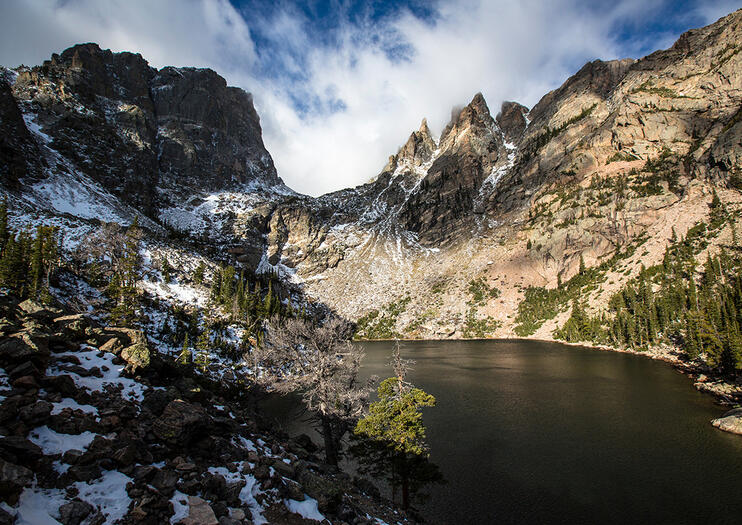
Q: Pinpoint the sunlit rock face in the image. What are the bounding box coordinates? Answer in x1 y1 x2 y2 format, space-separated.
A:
2 10 742 339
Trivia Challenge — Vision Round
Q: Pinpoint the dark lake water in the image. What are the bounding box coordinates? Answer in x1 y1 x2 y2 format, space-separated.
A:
265 339 742 524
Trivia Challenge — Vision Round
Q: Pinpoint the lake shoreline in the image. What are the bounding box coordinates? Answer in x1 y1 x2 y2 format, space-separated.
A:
357 335 742 413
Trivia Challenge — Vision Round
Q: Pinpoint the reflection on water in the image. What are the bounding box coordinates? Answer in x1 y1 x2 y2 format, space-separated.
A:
264 339 742 524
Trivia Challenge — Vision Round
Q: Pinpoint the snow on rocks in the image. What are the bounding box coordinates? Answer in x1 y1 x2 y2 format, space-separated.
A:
74 470 133 523
50 398 99 417
285 495 326 522
27 425 97 455
0 295 415 525
48 345 149 402
12 485 67 525
207 463 266 524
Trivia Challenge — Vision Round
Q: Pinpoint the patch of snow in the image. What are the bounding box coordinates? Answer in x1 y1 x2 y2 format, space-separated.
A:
74 470 132 523
22 114 53 144
28 426 96 455
14 486 66 525
285 496 325 522
140 278 208 308
169 490 189 524
52 461 70 474
256 253 301 284
207 462 266 524
0 368 10 403
48 345 148 402
50 398 99 416
233 435 258 452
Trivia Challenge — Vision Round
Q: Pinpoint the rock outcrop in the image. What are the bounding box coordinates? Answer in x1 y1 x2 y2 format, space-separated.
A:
0 295 416 524
4 43 282 218
712 408 742 435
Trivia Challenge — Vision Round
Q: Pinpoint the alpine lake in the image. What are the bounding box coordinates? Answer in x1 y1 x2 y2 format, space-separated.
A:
265 339 742 524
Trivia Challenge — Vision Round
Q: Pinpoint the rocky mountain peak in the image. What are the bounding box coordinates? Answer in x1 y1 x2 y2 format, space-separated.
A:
496 101 529 143
439 92 497 154
527 58 634 127
395 117 437 169
4 42 283 220
42 42 155 108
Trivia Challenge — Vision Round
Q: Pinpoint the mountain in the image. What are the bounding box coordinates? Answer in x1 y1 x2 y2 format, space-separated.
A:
267 8 742 340
1 10 742 344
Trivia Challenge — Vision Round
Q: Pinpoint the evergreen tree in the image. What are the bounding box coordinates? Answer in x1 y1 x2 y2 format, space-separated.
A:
354 343 437 509
161 257 173 284
193 261 206 285
109 218 142 326
178 334 192 365
210 265 222 302
29 226 44 298
220 265 236 305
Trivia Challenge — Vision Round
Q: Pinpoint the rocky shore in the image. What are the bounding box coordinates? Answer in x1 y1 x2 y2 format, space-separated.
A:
0 295 412 524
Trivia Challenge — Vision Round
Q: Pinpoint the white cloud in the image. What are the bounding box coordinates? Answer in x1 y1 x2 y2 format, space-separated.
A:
695 1 741 25
0 0 738 196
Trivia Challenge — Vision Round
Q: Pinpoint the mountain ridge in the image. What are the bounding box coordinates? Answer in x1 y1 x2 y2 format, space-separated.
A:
1 9 741 344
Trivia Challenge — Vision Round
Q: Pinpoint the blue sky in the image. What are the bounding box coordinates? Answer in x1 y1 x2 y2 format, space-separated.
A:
0 0 739 195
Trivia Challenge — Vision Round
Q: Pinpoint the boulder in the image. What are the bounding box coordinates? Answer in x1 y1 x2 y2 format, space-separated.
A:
97 327 150 371
298 469 345 512
0 331 50 368
53 314 89 338
59 500 94 525
68 464 102 482
0 436 43 464
19 399 52 425
0 457 33 504
41 374 78 396
121 341 150 372
0 506 12 525
152 468 179 494
18 299 61 321
153 400 210 445
711 408 742 435
8 361 41 380
271 458 295 478
181 495 218 525
99 337 123 355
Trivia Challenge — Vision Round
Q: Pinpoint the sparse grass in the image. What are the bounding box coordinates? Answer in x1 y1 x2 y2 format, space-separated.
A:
606 151 638 164
354 296 411 340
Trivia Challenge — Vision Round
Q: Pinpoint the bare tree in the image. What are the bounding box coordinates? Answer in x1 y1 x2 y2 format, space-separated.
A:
248 316 373 466
390 339 414 397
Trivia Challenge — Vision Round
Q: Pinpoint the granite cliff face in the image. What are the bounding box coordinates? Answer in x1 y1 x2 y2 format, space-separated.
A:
2 10 742 340
3 43 282 220
263 9 742 338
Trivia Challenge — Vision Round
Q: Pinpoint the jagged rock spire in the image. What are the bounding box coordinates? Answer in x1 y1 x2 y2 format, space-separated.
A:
397 118 437 167
496 101 529 143
439 92 496 153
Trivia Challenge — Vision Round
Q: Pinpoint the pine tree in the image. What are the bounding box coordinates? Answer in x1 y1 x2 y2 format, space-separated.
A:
161 257 173 284
210 265 222 302
193 324 212 372
193 261 206 285
263 280 274 318
220 265 236 305
29 226 44 298
354 343 436 509
110 218 142 327
178 333 192 365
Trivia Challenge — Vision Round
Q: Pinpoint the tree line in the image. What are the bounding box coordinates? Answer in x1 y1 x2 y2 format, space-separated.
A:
555 215 742 375
0 199 61 302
